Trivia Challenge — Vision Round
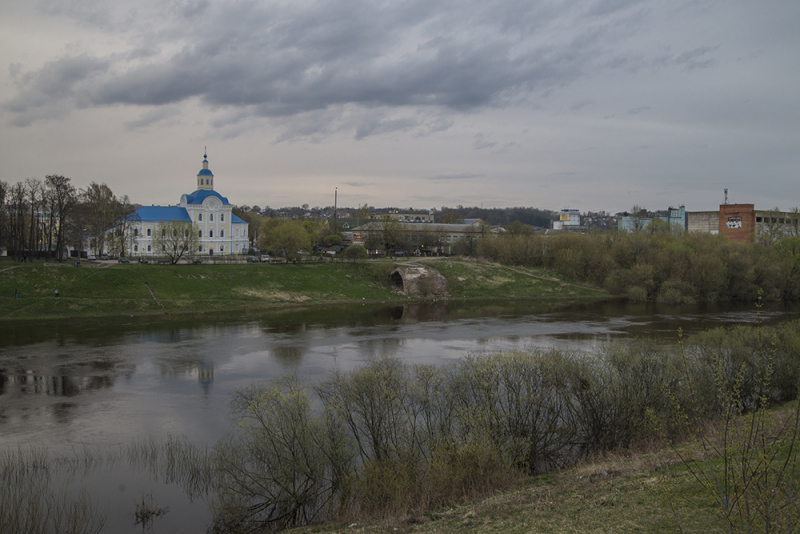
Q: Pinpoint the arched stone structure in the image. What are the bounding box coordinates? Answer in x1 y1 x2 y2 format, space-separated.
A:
389 265 449 297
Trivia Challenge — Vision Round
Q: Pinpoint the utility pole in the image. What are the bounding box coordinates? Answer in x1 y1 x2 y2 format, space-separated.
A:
333 188 338 234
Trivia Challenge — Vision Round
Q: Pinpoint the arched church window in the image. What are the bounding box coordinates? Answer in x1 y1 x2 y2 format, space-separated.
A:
147 228 151 237
134 229 138 237
162 228 166 237
210 214 214 222
147 245 151 252
134 245 138 252
220 245 224 252
209 230 214 238
221 229 225 237
221 214 225 222
199 213 203 222
199 230 202 238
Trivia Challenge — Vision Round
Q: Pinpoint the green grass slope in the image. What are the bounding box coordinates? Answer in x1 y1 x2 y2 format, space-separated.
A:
0 258 607 321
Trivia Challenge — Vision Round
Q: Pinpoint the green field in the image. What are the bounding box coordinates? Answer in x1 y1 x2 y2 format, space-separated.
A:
0 258 607 321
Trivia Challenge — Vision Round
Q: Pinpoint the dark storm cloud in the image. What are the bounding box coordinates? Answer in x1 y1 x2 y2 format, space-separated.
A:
6 54 112 126
6 0 715 136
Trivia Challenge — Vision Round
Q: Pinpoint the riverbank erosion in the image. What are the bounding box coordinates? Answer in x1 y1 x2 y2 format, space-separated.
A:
0 258 607 321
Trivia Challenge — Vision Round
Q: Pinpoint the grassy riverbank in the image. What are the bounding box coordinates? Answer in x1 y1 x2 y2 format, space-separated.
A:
0 258 606 321
290 442 727 534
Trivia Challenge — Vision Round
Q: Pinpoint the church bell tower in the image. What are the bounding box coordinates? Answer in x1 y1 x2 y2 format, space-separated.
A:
196 149 214 191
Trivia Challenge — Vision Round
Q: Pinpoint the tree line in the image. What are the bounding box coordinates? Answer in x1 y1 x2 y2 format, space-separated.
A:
475 226 800 302
0 177 135 261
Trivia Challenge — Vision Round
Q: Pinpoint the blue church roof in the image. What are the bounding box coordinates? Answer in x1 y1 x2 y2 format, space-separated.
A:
231 213 247 224
197 169 213 176
134 206 192 222
183 190 231 205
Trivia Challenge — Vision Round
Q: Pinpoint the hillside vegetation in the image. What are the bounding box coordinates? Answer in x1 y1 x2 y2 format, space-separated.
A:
0 258 605 321
477 229 800 302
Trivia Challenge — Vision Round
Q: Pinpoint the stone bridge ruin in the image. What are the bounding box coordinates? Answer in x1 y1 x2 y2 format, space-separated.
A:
389 265 449 297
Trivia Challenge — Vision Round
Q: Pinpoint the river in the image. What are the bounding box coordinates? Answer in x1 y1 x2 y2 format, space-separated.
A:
1 299 798 532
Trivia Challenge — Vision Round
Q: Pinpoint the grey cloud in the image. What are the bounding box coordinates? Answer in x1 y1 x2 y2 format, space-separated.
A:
7 0 722 136
652 44 719 71
571 100 593 111
124 105 182 130
675 45 719 70
473 133 496 150
37 0 114 29
586 0 646 18
343 181 374 187
627 106 651 115
172 0 211 19
427 172 484 182
4 54 112 125
355 117 419 140
495 142 518 153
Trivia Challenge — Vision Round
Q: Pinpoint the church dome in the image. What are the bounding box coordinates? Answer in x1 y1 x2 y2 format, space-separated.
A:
197 152 214 176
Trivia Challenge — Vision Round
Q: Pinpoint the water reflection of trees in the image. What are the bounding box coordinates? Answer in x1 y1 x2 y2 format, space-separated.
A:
356 337 406 359
0 373 116 397
269 346 304 363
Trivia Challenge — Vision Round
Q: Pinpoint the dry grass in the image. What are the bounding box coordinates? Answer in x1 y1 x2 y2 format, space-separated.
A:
291 441 727 534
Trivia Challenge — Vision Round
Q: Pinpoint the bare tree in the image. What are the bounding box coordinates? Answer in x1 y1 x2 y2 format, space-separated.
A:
44 175 77 261
25 178 43 257
83 182 118 255
7 182 28 261
0 180 7 254
437 209 464 224
362 217 403 255
153 220 198 264
355 203 372 227
108 195 139 258
629 205 649 232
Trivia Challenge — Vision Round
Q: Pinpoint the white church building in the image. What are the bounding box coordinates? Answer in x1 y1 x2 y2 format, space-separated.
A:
126 152 250 257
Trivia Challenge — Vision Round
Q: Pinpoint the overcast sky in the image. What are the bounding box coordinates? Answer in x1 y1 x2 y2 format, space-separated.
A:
1 0 798 213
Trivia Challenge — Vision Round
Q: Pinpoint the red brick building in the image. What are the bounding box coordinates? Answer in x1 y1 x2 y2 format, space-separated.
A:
719 204 755 242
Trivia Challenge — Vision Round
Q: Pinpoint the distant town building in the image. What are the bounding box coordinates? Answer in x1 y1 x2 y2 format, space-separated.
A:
352 222 496 255
617 205 686 233
718 203 755 242
390 213 434 223
552 209 581 230
686 211 720 234
687 204 800 243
